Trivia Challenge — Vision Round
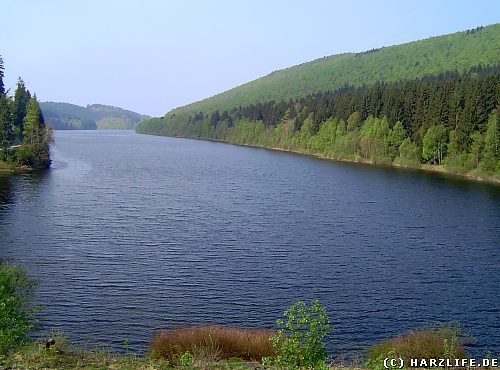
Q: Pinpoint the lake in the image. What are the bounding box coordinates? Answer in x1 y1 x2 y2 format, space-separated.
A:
0 130 499 358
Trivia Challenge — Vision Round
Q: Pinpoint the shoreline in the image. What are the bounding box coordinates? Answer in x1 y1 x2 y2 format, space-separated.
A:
0 160 43 177
141 133 500 185
0 165 32 176
263 145 500 185
5 132 500 185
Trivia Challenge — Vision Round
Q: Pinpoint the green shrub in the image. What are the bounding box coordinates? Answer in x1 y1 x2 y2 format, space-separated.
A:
179 350 193 365
0 259 38 354
15 144 33 166
263 298 331 369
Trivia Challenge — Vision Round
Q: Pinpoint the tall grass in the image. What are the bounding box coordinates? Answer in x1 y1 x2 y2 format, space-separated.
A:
149 325 275 362
367 322 468 366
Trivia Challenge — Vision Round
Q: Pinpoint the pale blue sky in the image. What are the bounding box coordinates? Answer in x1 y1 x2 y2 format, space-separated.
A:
1 0 498 116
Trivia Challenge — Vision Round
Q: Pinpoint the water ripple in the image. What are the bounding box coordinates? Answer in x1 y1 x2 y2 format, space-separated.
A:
0 130 499 358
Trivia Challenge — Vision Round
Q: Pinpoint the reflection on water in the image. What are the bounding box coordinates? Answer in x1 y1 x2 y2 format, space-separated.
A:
0 176 14 205
0 130 499 358
0 170 50 221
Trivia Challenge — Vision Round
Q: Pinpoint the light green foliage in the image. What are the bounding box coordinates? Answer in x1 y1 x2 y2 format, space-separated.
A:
360 116 390 160
179 351 193 366
0 259 37 354
227 120 266 145
312 117 338 153
347 112 362 132
273 119 295 146
479 111 499 175
443 333 458 360
333 119 359 158
385 121 406 159
334 120 346 140
443 129 474 173
468 131 484 168
263 299 330 369
395 138 421 165
299 115 315 141
422 124 448 164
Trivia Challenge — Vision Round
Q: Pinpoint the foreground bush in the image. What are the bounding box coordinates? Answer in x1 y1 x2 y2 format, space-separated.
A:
366 322 468 369
149 325 275 363
263 299 331 369
0 258 38 354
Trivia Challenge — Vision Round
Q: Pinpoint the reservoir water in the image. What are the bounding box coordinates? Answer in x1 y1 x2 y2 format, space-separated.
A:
0 130 499 358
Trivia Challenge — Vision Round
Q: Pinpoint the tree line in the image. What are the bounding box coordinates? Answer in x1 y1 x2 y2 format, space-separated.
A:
138 65 499 178
0 56 52 169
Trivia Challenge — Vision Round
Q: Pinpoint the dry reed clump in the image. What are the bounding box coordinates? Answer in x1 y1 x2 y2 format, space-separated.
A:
367 323 468 363
149 325 275 362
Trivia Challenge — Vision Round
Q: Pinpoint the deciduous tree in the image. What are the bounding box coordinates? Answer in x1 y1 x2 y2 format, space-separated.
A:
423 124 448 164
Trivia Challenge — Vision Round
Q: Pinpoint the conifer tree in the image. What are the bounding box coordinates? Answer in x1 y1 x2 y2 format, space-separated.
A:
0 57 13 151
0 56 5 96
12 78 31 141
22 97 41 145
0 97 12 150
20 97 51 167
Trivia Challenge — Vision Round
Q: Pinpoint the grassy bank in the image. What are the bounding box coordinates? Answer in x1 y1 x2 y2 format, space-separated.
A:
2 336 269 369
0 159 15 174
2 324 480 370
0 159 36 175
1 329 275 369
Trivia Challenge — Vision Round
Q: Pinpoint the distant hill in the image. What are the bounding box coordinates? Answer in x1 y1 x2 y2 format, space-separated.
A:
140 24 499 125
40 102 149 130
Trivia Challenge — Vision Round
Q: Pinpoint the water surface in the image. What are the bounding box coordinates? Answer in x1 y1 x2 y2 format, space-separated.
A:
0 130 498 357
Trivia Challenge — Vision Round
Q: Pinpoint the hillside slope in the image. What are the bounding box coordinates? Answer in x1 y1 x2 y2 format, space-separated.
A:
161 24 499 119
136 25 499 183
41 102 148 130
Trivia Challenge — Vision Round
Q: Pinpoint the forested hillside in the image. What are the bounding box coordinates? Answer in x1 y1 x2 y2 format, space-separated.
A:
0 57 52 170
162 24 499 118
40 102 148 130
136 25 500 181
